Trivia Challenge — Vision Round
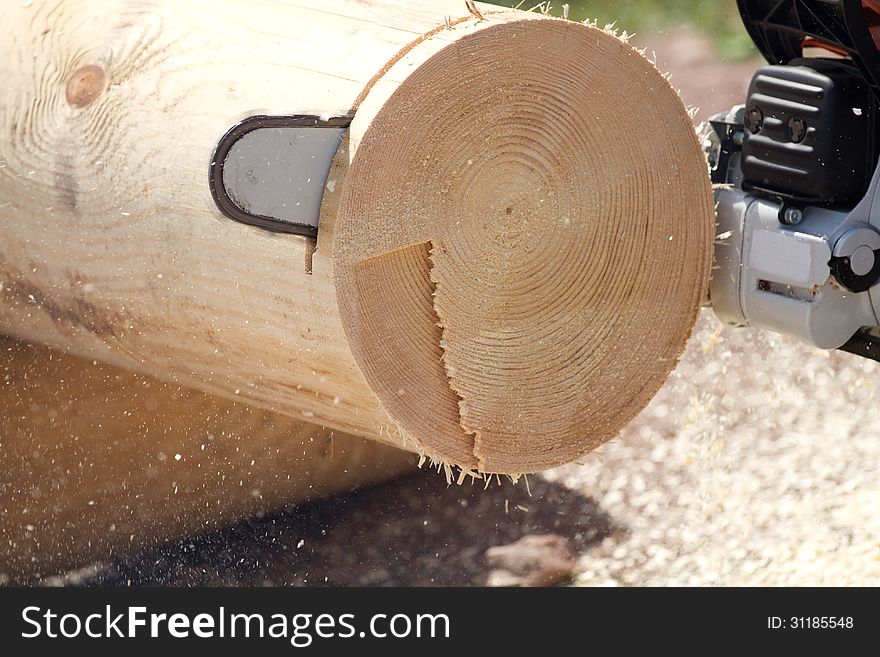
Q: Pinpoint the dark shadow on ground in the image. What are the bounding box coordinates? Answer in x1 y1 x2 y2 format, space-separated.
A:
74 471 616 586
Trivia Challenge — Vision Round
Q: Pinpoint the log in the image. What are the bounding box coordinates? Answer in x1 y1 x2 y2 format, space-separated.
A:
0 338 414 581
0 0 714 474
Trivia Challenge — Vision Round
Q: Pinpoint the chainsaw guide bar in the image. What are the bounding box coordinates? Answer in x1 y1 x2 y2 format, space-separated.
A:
209 115 351 238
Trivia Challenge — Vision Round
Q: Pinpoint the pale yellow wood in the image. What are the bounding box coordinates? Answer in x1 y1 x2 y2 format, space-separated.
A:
0 1 714 475
0 0 505 449
0 338 414 580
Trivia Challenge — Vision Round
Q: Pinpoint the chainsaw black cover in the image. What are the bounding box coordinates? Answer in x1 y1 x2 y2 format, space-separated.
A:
742 59 878 207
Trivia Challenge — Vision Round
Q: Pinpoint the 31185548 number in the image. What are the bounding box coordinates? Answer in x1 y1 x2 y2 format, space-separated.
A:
768 617 854 629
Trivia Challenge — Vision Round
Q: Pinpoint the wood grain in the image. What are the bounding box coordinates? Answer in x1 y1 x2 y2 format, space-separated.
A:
333 19 714 472
0 1 714 474
0 0 505 450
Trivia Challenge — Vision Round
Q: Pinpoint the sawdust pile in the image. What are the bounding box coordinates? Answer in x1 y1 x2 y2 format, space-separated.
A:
547 311 880 585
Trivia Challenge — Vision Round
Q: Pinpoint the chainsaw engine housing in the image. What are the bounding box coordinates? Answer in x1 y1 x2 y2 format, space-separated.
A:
742 59 877 207
709 0 880 360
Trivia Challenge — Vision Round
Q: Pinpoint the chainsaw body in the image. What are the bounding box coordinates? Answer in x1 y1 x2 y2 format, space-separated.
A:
709 0 880 359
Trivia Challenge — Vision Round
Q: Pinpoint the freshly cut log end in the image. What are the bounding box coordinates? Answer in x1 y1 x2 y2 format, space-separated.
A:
333 17 714 474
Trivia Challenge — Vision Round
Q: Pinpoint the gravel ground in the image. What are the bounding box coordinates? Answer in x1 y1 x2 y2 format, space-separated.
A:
37 28 880 587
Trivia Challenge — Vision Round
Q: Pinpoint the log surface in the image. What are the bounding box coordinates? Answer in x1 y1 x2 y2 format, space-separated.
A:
0 0 714 474
0 0 483 447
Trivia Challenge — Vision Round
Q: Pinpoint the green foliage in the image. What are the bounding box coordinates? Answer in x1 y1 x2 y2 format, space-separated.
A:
484 1 757 60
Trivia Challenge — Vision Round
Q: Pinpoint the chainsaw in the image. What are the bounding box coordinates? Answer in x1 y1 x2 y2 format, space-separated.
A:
706 0 880 360
208 1 880 361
